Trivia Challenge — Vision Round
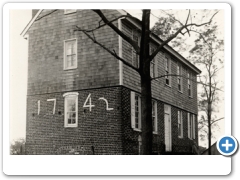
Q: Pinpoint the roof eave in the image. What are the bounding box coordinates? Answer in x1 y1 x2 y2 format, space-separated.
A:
20 9 43 37
118 10 201 74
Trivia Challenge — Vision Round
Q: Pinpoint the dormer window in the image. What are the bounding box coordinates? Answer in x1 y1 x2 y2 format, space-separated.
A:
64 9 77 14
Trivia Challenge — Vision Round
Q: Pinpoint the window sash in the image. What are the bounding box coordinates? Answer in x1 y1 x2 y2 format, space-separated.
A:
150 48 156 78
177 64 182 91
188 72 192 96
64 93 78 127
64 39 77 69
165 56 171 85
178 111 183 138
132 34 139 68
152 101 157 133
135 95 140 129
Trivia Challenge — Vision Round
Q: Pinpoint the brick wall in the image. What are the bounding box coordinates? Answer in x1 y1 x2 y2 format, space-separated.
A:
121 87 197 155
26 9 199 155
27 9 122 95
26 86 123 155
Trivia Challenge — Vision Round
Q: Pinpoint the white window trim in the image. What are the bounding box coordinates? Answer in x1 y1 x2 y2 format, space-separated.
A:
188 113 191 139
132 31 140 68
63 38 77 70
150 47 158 78
178 111 183 138
165 54 171 87
192 115 196 139
152 100 158 134
188 71 193 98
131 91 141 131
64 9 77 14
188 113 195 139
63 92 79 128
177 63 183 93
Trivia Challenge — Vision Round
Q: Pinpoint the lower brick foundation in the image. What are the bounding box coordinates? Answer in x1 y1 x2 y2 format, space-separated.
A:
26 86 198 155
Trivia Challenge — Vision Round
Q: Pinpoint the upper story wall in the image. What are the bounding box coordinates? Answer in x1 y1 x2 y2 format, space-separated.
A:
121 20 198 114
27 9 121 95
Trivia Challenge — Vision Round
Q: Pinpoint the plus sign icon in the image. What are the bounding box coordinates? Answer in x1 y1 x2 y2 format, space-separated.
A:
217 135 238 156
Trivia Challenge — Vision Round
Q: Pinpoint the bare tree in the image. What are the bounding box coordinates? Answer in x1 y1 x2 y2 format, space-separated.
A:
73 9 218 155
189 23 224 155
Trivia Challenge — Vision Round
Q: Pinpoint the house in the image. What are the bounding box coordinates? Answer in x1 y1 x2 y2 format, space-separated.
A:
21 9 201 155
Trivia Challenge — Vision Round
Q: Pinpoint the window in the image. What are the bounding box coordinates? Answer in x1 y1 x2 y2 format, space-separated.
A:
64 9 77 14
178 111 183 138
64 39 77 70
131 92 158 133
131 91 141 131
187 71 192 97
63 92 79 127
177 63 183 92
132 32 140 68
152 100 158 133
188 113 196 139
135 94 140 129
165 55 171 86
150 48 158 78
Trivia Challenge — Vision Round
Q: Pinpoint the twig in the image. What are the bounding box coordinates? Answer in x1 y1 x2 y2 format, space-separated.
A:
79 28 140 73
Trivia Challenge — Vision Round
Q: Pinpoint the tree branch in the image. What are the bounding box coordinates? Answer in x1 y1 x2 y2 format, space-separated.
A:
149 11 218 62
74 14 130 33
210 117 224 125
77 27 139 73
92 10 140 54
159 10 184 26
151 73 223 92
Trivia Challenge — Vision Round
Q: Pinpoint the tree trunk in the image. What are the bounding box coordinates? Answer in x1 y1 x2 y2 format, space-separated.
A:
139 10 152 155
208 113 211 155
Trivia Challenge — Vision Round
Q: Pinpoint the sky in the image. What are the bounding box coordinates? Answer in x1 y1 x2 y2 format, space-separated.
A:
10 9 31 142
9 9 224 148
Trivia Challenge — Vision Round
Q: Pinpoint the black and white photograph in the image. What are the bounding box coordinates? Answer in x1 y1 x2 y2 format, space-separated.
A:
3 2 234 176
10 8 225 155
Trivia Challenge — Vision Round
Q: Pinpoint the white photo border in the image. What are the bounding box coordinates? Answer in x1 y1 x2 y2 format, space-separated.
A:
3 2 231 175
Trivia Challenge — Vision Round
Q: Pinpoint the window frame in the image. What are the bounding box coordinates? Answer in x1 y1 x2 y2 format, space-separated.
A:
164 54 171 87
152 100 158 134
178 111 183 138
187 71 193 97
177 63 183 93
64 9 77 15
63 92 79 128
131 91 141 131
64 38 77 70
132 31 140 68
150 47 158 78
188 113 196 139
134 94 141 130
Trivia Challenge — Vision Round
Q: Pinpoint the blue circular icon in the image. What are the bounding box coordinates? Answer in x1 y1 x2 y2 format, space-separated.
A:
217 135 238 156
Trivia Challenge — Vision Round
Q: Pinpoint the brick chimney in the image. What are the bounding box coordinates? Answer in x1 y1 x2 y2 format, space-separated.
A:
32 9 39 18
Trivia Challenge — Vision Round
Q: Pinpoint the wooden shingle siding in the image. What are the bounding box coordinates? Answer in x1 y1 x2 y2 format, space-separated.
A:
121 21 198 114
27 9 122 96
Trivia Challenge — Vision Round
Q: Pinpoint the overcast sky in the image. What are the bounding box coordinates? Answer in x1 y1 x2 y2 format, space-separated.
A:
10 9 224 148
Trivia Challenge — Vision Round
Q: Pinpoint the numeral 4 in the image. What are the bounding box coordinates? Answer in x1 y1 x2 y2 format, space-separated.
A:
83 94 95 111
